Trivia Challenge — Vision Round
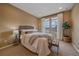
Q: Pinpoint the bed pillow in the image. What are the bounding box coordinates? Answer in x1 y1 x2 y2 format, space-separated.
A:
21 29 38 34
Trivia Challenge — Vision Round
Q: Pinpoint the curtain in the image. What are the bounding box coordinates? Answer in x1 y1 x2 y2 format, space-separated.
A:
57 13 63 40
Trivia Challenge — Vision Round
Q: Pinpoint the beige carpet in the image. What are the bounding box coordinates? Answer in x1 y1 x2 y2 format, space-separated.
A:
0 41 79 56
51 41 79 56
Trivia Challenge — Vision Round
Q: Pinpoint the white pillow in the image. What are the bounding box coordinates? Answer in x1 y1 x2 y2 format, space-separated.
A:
21 29 38 34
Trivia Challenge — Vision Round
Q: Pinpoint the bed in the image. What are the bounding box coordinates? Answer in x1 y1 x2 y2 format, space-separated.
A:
18 26 53 56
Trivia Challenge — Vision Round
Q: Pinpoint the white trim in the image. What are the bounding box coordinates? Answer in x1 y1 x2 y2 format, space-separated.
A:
72 43 79 53
0 44 14 50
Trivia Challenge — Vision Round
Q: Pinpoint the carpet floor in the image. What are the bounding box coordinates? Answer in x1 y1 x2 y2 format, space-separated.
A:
0 41 79 56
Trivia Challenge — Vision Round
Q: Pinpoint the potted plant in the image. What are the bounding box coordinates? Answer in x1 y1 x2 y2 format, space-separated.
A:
62 21 71 42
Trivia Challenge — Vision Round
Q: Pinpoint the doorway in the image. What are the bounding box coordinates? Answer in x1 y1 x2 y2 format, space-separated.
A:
41 16 59 40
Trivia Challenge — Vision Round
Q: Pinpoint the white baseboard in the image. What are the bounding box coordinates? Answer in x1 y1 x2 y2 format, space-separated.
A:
0 44 14 50
72 44 79 53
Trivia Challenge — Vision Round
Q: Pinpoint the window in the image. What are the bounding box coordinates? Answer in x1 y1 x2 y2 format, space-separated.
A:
41 18 50 33
43 19 50 29
51 17 58 28
41 17 58 33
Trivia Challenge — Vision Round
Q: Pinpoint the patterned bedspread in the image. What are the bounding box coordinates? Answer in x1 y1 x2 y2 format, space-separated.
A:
20 32 53 56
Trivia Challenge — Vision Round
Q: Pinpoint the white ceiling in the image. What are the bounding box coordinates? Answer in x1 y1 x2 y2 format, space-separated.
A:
11 3 74 18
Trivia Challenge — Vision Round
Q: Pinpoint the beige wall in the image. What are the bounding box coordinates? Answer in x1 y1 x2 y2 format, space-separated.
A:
71 4 79 50
0 4 38 46
63 11 71 22
0 4 38 32
63 11 72 26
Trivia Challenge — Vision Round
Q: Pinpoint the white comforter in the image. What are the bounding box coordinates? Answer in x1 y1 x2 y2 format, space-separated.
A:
20 32 52 56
